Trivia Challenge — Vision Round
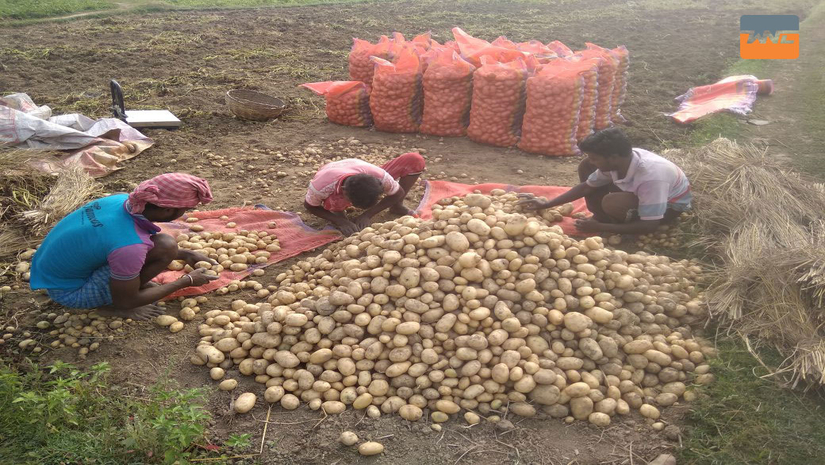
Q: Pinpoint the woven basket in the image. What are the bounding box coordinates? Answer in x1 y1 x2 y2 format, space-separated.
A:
225 89 286 121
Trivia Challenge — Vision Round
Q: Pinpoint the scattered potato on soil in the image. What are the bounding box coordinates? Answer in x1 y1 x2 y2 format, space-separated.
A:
339 431 359 446
219 379 238 391
155 315 177 327
234 392 256 413
358 442 384 456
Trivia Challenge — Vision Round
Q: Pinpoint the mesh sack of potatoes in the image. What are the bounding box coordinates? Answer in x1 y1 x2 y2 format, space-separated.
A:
191 190 713 426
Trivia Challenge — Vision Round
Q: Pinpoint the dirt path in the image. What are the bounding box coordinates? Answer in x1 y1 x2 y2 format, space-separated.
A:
31 2 134 22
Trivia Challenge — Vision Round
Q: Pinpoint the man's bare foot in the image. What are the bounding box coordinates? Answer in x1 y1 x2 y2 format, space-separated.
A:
389 204 414 216
96 304 165 321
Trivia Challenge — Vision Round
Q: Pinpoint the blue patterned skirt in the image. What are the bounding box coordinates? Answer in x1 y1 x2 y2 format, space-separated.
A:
48 266 113 309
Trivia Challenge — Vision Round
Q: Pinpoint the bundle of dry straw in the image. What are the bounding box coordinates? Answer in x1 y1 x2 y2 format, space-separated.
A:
20 164 104 236
0 149 103 262
664 138 825 387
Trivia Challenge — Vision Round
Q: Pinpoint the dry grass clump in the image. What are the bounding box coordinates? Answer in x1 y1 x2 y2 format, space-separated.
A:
664 138 825 387
0 150 103 281
20 163 104 236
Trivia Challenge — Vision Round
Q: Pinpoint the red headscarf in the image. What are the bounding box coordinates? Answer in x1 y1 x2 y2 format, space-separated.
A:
128 173 213 214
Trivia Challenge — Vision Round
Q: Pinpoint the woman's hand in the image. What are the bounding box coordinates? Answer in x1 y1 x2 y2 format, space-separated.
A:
185 268 219 287
179 249 217 268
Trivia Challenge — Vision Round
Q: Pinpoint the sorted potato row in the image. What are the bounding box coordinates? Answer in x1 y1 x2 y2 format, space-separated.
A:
437 193 575 225
191 190 712 428
170 229 281 274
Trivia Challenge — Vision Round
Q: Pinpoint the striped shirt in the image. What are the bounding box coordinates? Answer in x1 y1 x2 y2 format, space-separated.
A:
586 148 692 220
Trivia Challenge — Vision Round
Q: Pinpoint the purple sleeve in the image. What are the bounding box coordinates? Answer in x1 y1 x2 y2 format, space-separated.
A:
107 244 150 281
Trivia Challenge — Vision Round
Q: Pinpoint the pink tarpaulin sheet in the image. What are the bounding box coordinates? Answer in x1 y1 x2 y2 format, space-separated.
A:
415 180 590 236
153 206 340 298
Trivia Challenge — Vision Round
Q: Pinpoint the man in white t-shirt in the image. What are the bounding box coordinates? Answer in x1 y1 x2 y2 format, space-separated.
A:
518 128 692 235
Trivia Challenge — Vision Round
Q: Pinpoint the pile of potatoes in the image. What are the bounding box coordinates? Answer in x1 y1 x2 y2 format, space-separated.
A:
191 191 712 427
169 229 281 275
637 217 688 249
438 191 575 225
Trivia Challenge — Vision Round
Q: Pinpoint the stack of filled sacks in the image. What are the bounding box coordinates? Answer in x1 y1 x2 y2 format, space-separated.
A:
302 29 630 156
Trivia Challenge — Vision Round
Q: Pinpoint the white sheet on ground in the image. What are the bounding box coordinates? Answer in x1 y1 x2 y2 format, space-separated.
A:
0 93 153 177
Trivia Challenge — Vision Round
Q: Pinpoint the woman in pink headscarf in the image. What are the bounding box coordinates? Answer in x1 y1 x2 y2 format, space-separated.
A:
30 173 218 320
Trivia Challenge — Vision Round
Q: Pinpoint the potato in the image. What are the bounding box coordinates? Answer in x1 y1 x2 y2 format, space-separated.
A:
431 411 449 423
265 386 285 403
445 231 470 252
219 379 238 391
180 307 196 321
588 412 611 427
563 312 591 332
570 397 593 420
210 367 225 380
399 404 423 421
510 402 536 417
280 394 300 410
358 441 385 456
339 431 359 446
640 404 661 420
196 345 225 364
234 393 256 413
155 315 178 327
169 321 185 333
464 411 481 425
322 401 346 414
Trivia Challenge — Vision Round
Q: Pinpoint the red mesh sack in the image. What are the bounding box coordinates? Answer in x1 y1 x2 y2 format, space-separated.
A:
411 32 435 53
420 50 476 137
585 43 629 124
444 40 461 53
546 40 574 58
517 40 558 63
518 63 584 156
491 36 518 49
467 57 534 147
301 81 372 127
566 57 601 141
576 45 619 130
452 27 527 68
610 45 629 123
369 47 423 133
348 36 393 94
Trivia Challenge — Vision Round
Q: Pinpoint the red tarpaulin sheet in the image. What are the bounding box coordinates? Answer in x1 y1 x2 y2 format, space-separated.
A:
668 75 773 124
415 180 591 236
153 207 340 298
